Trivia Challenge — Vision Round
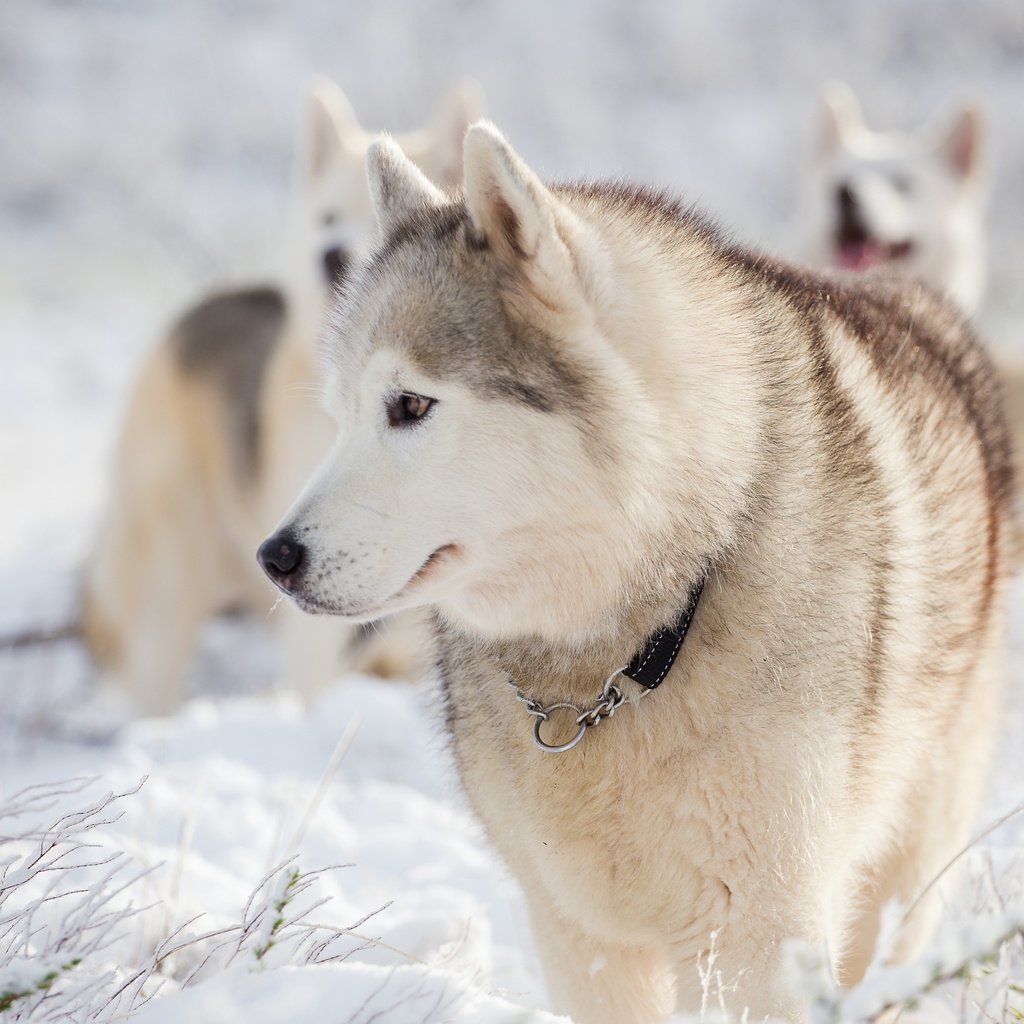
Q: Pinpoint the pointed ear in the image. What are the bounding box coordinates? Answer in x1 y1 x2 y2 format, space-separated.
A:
820 81 864 154
463 122 583 303
937 106 984 183
304 77 361 181
428 81 486 186
366 136 446 236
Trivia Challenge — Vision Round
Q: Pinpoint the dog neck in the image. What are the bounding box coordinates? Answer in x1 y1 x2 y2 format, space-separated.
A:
436 556 712 707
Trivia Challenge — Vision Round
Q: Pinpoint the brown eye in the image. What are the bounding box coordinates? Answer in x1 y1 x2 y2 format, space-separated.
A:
387 391 436 427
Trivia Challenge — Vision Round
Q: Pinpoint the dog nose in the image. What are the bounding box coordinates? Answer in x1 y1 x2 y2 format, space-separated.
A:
257 531 305 588
322 246 348 286
837 183 857 213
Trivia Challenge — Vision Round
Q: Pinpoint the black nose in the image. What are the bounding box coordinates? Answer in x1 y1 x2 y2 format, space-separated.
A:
322 246 348 286
836 183 857 214
257 531 305 589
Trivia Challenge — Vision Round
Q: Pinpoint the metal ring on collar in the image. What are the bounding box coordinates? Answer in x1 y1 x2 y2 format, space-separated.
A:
532 703 588 753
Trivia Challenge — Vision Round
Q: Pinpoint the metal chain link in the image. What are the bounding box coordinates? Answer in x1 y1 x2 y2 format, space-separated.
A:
510 667 632 753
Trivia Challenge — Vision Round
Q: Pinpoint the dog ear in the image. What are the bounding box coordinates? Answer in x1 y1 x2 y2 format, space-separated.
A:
428 82 485 187
304 77 361 181
365 136 447 236
937 106 984 183
820 81 864 153
463 122 585 307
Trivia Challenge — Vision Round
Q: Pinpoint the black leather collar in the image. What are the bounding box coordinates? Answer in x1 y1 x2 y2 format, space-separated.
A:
622 573 705 690
511 572 707 753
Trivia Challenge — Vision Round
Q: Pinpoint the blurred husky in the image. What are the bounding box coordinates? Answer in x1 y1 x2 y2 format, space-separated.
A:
804 82 986 313
259 123 1013 1022
82 79 480 718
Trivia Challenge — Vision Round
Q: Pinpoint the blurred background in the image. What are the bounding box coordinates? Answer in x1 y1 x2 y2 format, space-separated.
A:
1 0 1022 700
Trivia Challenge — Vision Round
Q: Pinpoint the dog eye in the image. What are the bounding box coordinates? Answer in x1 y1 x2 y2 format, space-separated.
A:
387 392 436 427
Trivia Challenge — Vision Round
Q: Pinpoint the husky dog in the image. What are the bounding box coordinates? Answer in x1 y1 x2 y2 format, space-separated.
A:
82 79 479 718
804 82 986 313
259 122 1013 1022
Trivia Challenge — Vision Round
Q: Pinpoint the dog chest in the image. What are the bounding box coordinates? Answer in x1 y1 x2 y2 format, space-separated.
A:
444 657 837 947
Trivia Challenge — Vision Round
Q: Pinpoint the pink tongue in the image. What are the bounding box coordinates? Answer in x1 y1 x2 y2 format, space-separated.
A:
837 242 883 271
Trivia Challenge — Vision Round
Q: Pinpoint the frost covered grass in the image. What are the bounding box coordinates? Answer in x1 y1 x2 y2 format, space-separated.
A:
0 776 380 1020
0 777 153 1020
0 774 560 1023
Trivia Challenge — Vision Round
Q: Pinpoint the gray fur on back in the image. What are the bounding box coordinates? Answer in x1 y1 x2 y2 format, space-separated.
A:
170 285 287 479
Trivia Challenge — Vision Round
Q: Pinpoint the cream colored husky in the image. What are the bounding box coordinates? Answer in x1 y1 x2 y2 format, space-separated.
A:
260 122 1014 1022
804 81 986 314
82 79 480 719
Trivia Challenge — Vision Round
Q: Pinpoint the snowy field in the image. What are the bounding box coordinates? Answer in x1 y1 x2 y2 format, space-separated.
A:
2 1 1024 1020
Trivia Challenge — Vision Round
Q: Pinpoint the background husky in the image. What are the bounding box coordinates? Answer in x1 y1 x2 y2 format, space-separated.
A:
260 124 1014 1022
804 81 986 314
82 80 480 719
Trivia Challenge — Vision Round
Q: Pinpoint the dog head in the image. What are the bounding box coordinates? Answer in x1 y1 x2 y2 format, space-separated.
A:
288 77 483 318
259 123 734 643
805 82 986 312
260 121 757 647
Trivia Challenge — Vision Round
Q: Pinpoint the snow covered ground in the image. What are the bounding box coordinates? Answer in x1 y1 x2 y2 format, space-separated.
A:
2 1 1023 1020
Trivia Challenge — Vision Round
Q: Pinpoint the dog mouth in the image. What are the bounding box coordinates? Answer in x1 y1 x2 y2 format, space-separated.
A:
400 543 460 595
835 221 913 271
291 543 461 620
836 237 914 271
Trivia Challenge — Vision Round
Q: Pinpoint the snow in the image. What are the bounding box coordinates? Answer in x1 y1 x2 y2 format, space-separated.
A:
2 1 1023 1021
0 681 560 1020
125 962 567 1024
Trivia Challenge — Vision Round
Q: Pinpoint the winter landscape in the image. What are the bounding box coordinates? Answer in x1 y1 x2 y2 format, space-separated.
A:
2 1 1023 1021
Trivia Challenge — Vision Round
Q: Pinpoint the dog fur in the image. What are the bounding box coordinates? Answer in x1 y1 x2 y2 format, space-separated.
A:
83 79 480 716
1001 355 1024 562
803 82 986 314
261 122 1014 1022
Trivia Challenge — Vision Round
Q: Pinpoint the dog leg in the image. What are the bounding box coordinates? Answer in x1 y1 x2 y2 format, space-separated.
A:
670 913 815 1023
888 685 998 965
83 498 233 722
841 645 1001 978
525 899 676 1024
